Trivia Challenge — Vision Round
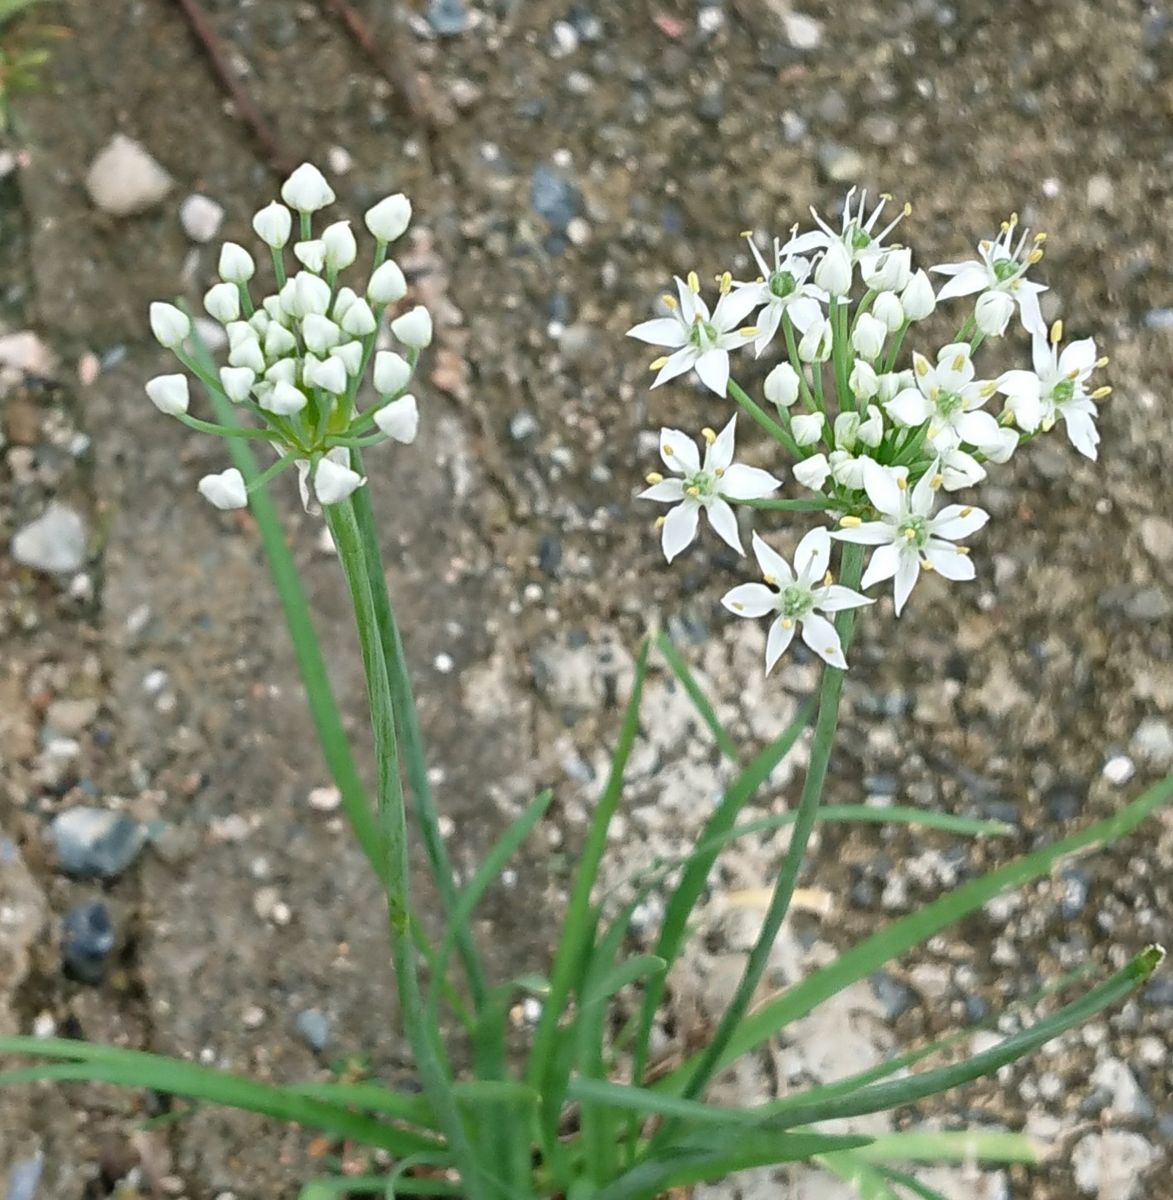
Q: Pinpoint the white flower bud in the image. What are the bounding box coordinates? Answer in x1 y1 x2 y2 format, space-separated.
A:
218 242 256 284
302 313 341 354
857 404 884 448
793 453 831 492
391 305 432 349
374 350 412 395
981 425 1019 464
365 193 412 242
149 302 191 349
321 220 357 271
332 341 364 376
876 369 912 404
265 380 308 415
281 162 335 213
252 201 292 249
798 317 833 363
900 269 936 321
834 411 861 452
764 362 801 409
226 320 254 350
814 241 852 296
203 282 241 324
975 290 1014 337
263 294 290 325
219 366 255 403
248 309 270 336
228 337 265 374
264 322 297 359
862 247 911 293
340 298 377 337
294 239 327 273
829 449 867 489
294 271 331 317
871 290 905 332
849 358 879 401
374 394 419 444
314 457 365 506
792 411 825 447
368 260 407 305
311 354 349 395
145 373 189 416
198 467 248 511
266 358 297 385
851 312 886 361
332 287 358 322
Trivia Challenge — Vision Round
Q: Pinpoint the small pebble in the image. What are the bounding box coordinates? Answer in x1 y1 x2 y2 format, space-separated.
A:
295 1008 331 1051
426 0 467 36
11 504 88 575
530 165 580 232
434 652 454 673
62 901 116 984
1101 754 1135 786
782 12 822 49
326 145 353 175
1131 717 1173 769
307 785 342 812
816 142 864 183
178 194 224 243
51 808 147 880
85 134 173 216
241 1004 266 1030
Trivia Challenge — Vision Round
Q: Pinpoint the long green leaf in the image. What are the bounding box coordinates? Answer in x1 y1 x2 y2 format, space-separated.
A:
664 772 1173 1086
877 1168 951 1200
654 630 738 762
851 1130 1038 1166
820 1153 904 1199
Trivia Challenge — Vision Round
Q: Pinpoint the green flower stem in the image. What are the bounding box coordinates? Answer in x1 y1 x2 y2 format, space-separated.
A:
300 211 312 241
245 452 296 493
271 247 286 288
880 321 909 375
348 458 488 1011
349 347 420 436
726 379 801 459
731 495 836 512
782 314 817 411
672 541 867 1110
238 283 255 318
324 496 485 1200
175 413 282 442
811 357 827 415
326 433 388 449
830 298 853 412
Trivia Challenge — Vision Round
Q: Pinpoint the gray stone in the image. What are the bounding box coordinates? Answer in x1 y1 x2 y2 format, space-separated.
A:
426 0 467 37
1139 515 1173 562
1124 586 1172 622
179 193 224 243
11 503 87 574
1131 716 1173 768
782 12 822 50
529 165 580 232
5 1156 44 1200
1072 1131 1157 1198
84 134 172 216
0 837 48 1030
816 142 864 183
61 901 116 984
45 698 100 737
50 808 148 880
295 1007 331 1051
1143 308 1173 330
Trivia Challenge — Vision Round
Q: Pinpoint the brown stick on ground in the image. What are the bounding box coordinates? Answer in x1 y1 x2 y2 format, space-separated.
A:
170 0 294 175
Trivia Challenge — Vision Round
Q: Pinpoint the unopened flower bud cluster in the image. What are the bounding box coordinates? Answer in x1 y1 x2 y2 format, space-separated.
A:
147 163 428 513
629 189 1110 673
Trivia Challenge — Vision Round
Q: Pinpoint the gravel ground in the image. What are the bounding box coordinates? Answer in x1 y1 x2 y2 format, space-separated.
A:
1 1 1171 1198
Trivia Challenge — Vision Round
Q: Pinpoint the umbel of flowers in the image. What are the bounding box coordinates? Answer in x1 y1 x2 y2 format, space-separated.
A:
147 162 426 512
629 190 1110 674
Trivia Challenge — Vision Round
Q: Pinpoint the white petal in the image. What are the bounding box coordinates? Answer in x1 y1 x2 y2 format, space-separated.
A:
704 498 743 555
627 317 686 347
925 540 976 581
722 583 778 619
752 531 795 585
893 553 920 615
659 427 700 474
712 285 759 330
661 502 699 562
639 479 687 503
693 348 731 397
833 520 895 546
910 465 938 516
955 409 1001 447
786 295 823 334
314 458 366 506
934 264 988 300
1016 283 1047 336
765 617 797 674
793 453 831 492
884 387 932 428
814 584 873 613
862 459 904 517
1061 408 1100 460
794 526 831 583
705 415 738 472
930 504 989 540
651 347 697 388
1059 337 1097 375
800 612 847 670
718 464 781 500
860 541 902 588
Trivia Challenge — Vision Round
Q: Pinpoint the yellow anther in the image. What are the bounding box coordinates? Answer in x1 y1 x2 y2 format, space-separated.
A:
1050 319 1063 345
823 570 834 586
957 545 971 556
979 381 997 397
740 230 754 239
1092 386 1112 399
914 356 929 377
1034 231 1047 243
840 515 862 528
897 476 908 490
1096 355 1109 368
663 445 674 456
979 239 992 252
718 270 732 295
921 558 934 572
931 472 944 490
686 485 701 498
952 353 966 371
903 201 913 216
782 618 794 630
687 270 700 293
763 573 777 586
739 326 760 337
650 357 669 371
903 528 917 540
755 275 766 284
960 505 973 516
880 192 893 201
1028 248 1045 264
654 516 666 529
701 426 717 444
714 466 725 477
1066 368 1080 380
661 293 678 310
645 472 664 485
1009 211 1019 225
732 602 745 612
1000 220 1011 233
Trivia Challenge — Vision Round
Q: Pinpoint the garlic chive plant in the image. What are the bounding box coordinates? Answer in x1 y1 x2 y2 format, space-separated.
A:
1 171 1167 1200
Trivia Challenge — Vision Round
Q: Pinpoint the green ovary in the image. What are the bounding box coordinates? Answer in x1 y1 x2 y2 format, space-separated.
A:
897 515 929 550
769 270 797 299
779 583 815 620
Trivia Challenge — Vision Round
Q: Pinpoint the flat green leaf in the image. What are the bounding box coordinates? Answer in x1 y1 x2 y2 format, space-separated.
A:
820 1153 904 1200
654 630 739 762
852 1130 1038 1166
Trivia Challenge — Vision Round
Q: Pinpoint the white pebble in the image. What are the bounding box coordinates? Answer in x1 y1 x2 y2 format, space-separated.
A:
308 785 342 812
179 193 224 243
85 134 173 216
1102 754 1135 786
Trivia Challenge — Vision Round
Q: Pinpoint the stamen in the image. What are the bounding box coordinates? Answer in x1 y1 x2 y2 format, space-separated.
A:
920 558 934 571
951 353 966 371
645 472 664 485
824 570 834 586
654 516 666 529
650 357 669 370
979 382 997 396
931 473 943 490
1096 355 1109 368
718 271 732 295
839 516 862 528
897 476 908 490
739 326 760 337
661 293 678 310
686 485 701 497
1034 231 1047 243
714 466 725 477
1092 386 1112 399
781 618 794 630
763 573 776 586
1050 319 1063 345
687 271 701 294
960 505 973 516
903 529 917 540
1066 369 1080 380
732 602 745 612
740 230 753 239
663 445 674 456
914 356 929 377
957 545 971 555
1028 248 1044 264
701 427 717 444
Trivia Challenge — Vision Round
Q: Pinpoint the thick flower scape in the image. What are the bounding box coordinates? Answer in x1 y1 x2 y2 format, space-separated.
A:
629 190 1110 674
147 162 426 512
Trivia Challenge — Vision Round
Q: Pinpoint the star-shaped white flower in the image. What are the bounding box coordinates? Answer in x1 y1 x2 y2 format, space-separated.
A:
627 272 758 397
931 215 1048 336
996 328 1104 460
640 416 782 562
732 235 825 355
832 460 989 614
722 528 872 672
784 188 910 272
883 343 1000 452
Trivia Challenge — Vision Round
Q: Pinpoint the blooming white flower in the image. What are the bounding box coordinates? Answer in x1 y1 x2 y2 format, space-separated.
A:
792 412 825 446
871 290 905 332
150 302 191 349
197 467 248 510
374 395 419 443
996 327 1103 459
368 260 407 305
313 454 365 505
204 282 241 324
931 216 1048 335
833 460 989 614
281 162 335 213
218 366 255 404
851 312 887 361
884 343 1000 450
794 453 831 492
294 239 327 273
627 273 758 397
145 373 189 416
722 528 872 672
785 188 910 273
733 237 824 355
900 269 936 321
640 417 781 562
764 362 801 408
252 201 292 249
365 193 412 243
218 242 255 284
391 306 433 348
374 350 412 395
814 241 852 296
797 316 833 363
321 221 357 271
863 247 912 293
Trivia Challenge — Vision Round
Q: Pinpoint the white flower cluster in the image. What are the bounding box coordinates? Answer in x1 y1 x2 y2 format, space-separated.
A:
147 162 427 512
629 190 1111 673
